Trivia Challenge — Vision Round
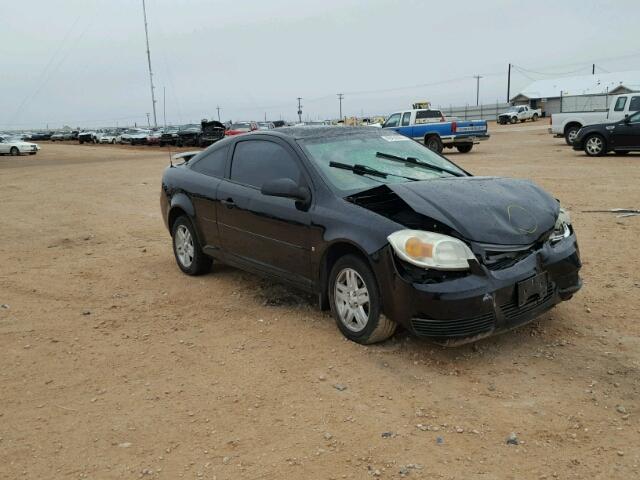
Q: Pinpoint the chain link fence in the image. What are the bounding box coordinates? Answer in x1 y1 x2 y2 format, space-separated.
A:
437 102 512 121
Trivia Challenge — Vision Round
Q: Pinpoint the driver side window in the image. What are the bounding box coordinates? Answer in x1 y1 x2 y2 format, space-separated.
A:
384 113 401 128
628 111 640 124
230 140 302 189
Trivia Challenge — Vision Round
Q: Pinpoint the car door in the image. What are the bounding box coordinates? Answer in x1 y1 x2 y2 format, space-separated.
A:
216 137 313 285
0 138 7 154
188 144 230 248
382 113 402 132
612 111 640 149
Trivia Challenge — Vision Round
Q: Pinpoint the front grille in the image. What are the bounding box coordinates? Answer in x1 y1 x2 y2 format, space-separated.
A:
483 249 534 271
499 282 555 320
411 312 496 338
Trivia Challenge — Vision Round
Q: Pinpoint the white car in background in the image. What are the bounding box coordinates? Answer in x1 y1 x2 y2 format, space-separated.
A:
98 132 118 144
0 136 40 155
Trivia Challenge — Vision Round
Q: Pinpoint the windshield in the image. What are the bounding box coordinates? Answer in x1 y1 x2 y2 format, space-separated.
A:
299 131 467 194
230 123 251 130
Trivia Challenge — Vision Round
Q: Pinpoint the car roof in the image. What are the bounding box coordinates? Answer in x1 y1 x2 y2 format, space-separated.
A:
267 125 383 140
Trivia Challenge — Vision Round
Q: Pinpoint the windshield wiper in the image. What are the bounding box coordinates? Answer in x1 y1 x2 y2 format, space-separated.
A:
375 151 464 177
329 161 418 181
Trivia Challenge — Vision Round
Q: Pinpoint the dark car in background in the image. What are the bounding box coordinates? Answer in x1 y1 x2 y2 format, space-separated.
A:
198 120 226 147
78 131 97 144
28 132 53 141
160 127 582 346
572 111 640 156
160 127 180 146
176 124 201 146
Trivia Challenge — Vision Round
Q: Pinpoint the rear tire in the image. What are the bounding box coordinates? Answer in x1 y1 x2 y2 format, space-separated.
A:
171 215 212 275
455 144 473 153
10 147 19 156
328 254 396 344
584 134 606 156
564 125 581 145
425 135 443 153
532 114 538 121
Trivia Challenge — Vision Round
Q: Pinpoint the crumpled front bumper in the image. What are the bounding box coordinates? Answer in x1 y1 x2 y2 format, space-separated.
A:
372 234 582 345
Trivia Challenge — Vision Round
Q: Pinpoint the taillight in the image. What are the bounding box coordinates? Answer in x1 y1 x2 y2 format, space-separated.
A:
451 121 457 133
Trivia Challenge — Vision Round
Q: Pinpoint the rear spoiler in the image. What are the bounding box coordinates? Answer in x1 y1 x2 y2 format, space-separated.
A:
171 150 202 163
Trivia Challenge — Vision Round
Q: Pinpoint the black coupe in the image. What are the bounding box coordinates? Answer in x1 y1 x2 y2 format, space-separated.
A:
160 127 582 345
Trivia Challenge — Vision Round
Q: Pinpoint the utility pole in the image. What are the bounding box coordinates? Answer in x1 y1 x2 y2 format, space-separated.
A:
163 86 166 128
337 93 344 121
216 105 221 121
474 75 482 106
141 0 157 128
592 63 595 75
146 112 151 128
507 63 511 103
297 97 303 123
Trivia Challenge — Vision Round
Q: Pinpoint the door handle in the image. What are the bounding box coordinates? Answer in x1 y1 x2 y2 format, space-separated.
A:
221 198 235 209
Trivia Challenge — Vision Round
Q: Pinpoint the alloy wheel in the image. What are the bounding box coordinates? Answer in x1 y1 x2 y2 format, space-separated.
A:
174 225 195 268
585 136 603 155
334 268 370 332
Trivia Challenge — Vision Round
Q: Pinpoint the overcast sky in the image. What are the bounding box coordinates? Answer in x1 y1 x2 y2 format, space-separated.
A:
2 0 640 129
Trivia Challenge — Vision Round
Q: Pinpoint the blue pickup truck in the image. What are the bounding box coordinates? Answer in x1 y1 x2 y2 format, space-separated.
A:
381 109 489 153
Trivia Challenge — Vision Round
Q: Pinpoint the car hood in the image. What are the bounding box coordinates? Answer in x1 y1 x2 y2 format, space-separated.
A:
387 177 559 245
499 111 518 116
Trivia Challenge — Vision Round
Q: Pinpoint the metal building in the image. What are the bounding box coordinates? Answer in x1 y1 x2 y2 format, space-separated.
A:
510 70 640 116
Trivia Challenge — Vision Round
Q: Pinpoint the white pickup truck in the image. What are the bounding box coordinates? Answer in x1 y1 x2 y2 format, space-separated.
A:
550 93 640 145
497 105 542 124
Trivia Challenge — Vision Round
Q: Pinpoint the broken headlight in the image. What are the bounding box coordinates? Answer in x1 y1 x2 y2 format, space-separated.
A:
550 208 571 243
387 230 475 270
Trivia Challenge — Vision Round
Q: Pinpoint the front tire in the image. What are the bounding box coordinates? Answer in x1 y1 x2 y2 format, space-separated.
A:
584 134 606 156
328 254 396 344
171 216 212 275
510 116 517 124
456 144 473 153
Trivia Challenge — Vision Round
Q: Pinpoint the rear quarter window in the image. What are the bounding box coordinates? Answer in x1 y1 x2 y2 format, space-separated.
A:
414 110 442 124
190 145 228 177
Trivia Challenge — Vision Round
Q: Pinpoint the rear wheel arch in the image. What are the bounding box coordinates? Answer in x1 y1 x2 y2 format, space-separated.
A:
424 134 443 153
564 122 582 145
168 205 188 232
564 122 582 135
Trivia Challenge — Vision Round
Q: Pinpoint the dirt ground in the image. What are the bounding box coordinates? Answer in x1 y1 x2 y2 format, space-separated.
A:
1 124 639 480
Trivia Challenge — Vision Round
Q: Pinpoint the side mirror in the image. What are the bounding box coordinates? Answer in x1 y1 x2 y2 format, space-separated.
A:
624 114 630 124
261 177 310 204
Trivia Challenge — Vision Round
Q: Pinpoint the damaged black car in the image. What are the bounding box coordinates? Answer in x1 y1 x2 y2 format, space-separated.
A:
160 126 582 346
